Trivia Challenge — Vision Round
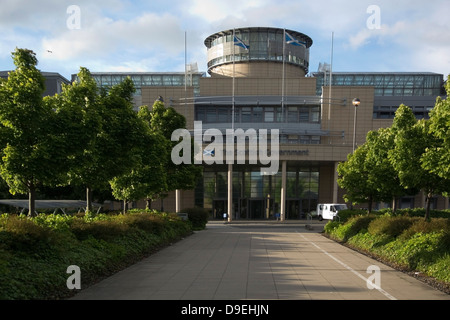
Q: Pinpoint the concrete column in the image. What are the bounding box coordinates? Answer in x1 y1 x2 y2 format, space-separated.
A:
228 163 233 222
175 189 181 213
280 161 287 221
333 162 339 203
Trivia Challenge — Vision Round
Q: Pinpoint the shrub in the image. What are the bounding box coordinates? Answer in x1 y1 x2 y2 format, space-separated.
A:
327 215 377 242
334 209 368 223
368 215 414 238
0 215 54 252
117 212 165 234
69 217 130 241
183 207 209 230
400 218 450 240
0 211 193 299
323 221 341 235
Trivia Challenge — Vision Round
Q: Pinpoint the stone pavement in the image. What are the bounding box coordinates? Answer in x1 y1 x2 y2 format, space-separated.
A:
71 220 450 300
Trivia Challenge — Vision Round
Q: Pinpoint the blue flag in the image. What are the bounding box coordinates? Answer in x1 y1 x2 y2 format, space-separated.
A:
203 149 215 157
285 32 306 47
234 35 250 50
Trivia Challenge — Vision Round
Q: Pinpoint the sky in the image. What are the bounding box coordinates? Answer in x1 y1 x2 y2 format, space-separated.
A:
0 0 449 80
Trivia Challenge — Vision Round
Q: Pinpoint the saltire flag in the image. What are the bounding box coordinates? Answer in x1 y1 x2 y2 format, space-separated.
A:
203 149 215 156
285 32 306 47
234 35 250 50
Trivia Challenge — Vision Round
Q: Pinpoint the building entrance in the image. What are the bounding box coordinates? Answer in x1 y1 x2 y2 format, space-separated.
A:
286 199 302 219
248 199 264 219
213 199 227 219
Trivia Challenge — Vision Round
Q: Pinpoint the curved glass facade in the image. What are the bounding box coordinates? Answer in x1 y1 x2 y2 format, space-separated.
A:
205 27 313 76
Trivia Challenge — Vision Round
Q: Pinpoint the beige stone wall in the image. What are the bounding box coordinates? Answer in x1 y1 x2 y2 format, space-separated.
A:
210 61 305 78
141 86 195 129
199 76 316 96
321 86 376 149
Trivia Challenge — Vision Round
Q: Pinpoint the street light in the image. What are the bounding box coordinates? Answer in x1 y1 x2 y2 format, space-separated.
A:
352 98 361 152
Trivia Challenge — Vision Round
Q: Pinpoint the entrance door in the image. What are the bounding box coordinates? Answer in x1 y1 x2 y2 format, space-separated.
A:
286 199 302 219
249 199 264 219
213 199 227 219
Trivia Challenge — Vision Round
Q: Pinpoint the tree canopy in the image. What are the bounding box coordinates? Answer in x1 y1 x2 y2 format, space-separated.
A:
0 48 202 215
0 49 62 214
338 83 450 219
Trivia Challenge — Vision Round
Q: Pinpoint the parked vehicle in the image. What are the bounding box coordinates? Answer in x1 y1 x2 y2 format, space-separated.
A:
316 203 348 221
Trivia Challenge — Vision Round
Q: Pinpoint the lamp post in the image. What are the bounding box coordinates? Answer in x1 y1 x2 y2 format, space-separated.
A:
352 98 361 152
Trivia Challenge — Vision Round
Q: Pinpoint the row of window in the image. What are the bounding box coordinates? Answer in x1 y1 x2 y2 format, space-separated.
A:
208 53 308 71
314 73 443 97
198 168 319 200
195 105 320 123
373 106 433 119
209 30 307 48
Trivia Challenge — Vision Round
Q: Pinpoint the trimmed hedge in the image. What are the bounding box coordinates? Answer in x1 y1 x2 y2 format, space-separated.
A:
324 210 450 287
0 211 193 300
182 207 209 230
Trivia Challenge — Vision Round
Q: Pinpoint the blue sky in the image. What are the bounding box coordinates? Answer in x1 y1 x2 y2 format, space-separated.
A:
0 0 449 80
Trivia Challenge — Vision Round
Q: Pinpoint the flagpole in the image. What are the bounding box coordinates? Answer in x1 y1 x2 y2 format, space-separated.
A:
328 31 334 122
282 28 286 123
232 29 236 132
228 29 236 223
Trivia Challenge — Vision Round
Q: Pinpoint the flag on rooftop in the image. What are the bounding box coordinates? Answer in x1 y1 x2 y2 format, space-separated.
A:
234 35 250 50
285 32 306 47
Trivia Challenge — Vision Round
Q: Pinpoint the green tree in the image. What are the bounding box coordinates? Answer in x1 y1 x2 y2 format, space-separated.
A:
45 67 102 188
69 76 146 212
389 104 450 220
422 76 450 180
110 125 168 213
364 127 411 211
139 100 202 204
0 48 62 215
337 143 378 212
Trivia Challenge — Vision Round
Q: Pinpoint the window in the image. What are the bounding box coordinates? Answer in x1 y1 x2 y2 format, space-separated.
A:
288 107 298 122
264 107 274 122
299 107 309 122
242 107 251 122
206 108 216 122
253 107 263 122
217 107 229 122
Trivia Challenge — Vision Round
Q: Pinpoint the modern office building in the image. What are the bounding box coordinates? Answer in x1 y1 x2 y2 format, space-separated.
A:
0 71 70 96
79 27 448 219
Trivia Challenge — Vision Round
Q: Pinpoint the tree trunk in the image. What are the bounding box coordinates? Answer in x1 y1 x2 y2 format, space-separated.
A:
367 195 373 214
146 198 152 210
86 186 93 213
28 183 36 217
392 197 398 213
123 199 128 214
425 192 432 221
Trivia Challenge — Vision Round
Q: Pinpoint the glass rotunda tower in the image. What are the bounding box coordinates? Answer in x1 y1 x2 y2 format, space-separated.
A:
204 27 313 78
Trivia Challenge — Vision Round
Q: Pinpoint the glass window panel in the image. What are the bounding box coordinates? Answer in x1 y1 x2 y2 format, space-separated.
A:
299 108 309 122
196 107 205 121
288 107 298 122
217 107 229 122
206 108 217 122
242 107 251 122
265 107 274 122
253 107 263 122
311 107 320 122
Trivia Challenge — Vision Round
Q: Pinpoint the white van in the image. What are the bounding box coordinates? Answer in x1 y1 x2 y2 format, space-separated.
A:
317 203 348 221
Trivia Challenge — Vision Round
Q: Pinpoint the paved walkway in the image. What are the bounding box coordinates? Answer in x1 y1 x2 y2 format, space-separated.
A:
71 220 450 300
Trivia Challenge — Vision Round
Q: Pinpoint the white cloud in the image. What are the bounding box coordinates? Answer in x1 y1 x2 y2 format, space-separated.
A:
1 0 449 76
40 11 186 74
